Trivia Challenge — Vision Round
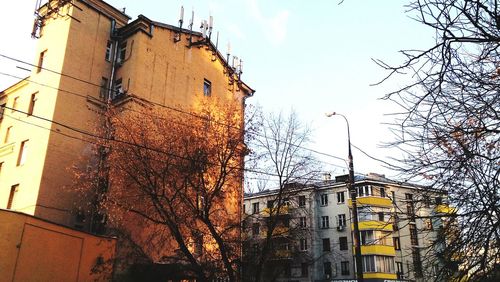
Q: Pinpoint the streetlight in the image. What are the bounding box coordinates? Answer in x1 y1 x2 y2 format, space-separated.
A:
326 112 363 282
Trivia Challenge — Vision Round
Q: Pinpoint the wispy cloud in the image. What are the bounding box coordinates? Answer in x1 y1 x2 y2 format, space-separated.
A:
246 0 290 46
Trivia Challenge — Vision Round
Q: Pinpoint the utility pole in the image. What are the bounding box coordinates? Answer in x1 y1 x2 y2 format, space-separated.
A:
326 112 363 282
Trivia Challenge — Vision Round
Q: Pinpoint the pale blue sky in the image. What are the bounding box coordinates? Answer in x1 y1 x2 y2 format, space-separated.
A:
0 1 433 177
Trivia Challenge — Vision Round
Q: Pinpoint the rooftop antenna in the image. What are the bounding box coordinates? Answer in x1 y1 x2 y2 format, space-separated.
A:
212 31 219 62
226 42 231 65
208 14 213 40
232 55 238 68
188 9 194 45
174 6 184 42
239 58 243 78
201 20 208 39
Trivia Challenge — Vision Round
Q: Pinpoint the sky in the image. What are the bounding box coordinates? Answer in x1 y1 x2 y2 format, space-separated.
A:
0 0 434 179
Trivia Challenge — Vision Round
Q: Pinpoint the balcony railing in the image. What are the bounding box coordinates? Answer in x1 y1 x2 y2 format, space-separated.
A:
353 244 396 256
348 196 392 208
262 205 290 217
352 220 393 231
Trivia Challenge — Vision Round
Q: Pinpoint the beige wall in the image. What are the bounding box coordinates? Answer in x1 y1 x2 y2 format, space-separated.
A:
0 209 116 281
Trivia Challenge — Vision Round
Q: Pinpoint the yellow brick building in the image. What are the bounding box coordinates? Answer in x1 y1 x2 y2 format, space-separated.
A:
0 1 253 278
0 0 252 228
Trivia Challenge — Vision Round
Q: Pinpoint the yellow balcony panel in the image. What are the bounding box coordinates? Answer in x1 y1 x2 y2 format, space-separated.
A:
352 220 393 231
272 226 290 236
272 249 293 260
435 204 456 214
363 272 397 280
0 142 15 157
348 196 392 207
354 245 396 256
262 206 289 217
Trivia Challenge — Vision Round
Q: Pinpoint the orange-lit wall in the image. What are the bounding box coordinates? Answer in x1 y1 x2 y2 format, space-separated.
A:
0 209 116 281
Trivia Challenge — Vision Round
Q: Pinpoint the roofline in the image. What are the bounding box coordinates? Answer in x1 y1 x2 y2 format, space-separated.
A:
119 15 255 97
0 77 30 97
244 174 444 200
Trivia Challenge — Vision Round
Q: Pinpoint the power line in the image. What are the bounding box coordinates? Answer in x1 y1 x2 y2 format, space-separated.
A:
0 53 352 164
0 53 392 173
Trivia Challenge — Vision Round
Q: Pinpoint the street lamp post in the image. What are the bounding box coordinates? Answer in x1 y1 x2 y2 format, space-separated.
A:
326 112 364 282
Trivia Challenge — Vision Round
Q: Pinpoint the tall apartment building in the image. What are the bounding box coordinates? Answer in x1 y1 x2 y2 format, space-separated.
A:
243 173 453 282
0 0 252 229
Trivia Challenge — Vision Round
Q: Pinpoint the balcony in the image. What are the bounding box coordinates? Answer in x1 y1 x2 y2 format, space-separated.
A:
262 205 290 217
354 244 396 256
352 220 393 231
434 204 455 214
363 273 398 280
271 249 293 260
348 196 392 208
270 226 290 237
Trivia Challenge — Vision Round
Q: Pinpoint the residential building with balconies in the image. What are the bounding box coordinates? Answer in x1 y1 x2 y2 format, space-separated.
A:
243 173 453 282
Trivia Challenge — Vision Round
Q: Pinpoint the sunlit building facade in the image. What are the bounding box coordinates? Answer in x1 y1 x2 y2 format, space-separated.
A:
0 0 252 279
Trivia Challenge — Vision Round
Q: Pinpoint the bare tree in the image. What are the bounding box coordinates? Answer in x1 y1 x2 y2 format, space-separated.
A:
243 110 320 282
375 1 500 280
76 99 248 282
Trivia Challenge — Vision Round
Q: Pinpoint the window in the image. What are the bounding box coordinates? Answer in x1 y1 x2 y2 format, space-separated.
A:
0 103 5 120
393 213 399 231
322 238 331 252
203 79 212 97
100 77 109 99
17 140 28 166
113 78 123 99
324 262 332 277
340 261 350 275
299 238 308 251
299 216 307 228
105 41 113 61
28 93 37 116
393 237 401 250
409 224 419 246
252 202 259 214
0 162 3 176
118 41 127 62
435 196 443 205
396 262 404 279
12 97 19 112
4 126 12 143
337 191 345 204
298 195 306 207
301 263 308 277
357 185 372 197
380 187 386 198
321 216 329 229
391 191 396 203
406 193 415 221
7 184 19 209
338 214 346 227
361 230 374 245
252 223 260 236
37 50 46 73
339 236 348 250
378 212 385 221
320 193 328 206
267 200 274 209
412 247 423 277
362 255 376 272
